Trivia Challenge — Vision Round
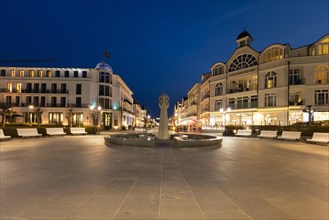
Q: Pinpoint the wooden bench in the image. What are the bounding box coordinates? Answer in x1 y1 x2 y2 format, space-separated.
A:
0 129 11 140
17 128 42 138
257 130 278 138
236 129 252 137
306 132 329 145
70 127 87 135
277 131 301 141
46 128 66 136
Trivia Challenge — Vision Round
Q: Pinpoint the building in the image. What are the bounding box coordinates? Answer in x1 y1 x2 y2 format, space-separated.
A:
0 62 144 129
175 31 329 128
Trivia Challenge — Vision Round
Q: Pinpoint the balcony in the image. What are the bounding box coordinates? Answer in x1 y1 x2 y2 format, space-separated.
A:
202 93 210 100
21 89 69 94
289 100 304 106
227 102 258 110
289 78 305 85
201 107 209 113
227 86 257 94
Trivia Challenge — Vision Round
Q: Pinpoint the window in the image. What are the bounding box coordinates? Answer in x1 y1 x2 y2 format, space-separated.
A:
228 98 235 109
74 71 78 78
26 83 32 92
265 71 277 88
215 83 223 96
315 65 329 84
265 93 276 107
309 37 329 56
46 70 52 77
15 96 20 106
26 96 32 105
41 97 46 107
82 71 87 78
212 65 224 76
251 95 258 107
6 96 12 104
64 71 69 77
99 85 104 96
51 97 57 107
314 89 328 105
33 97 39 107
264 47 283 63
48 112 63 125
61 84 67 93
215 100 223 111
289 69 302 85
34 83 39 93
99 72 110 83
16 83 22 93
76 97 81 107
60 97 66 107
7 83 13 92
41 83 47 93
228 54 257 72
51 83 57 93
19 70 24 77
55 71 60 77
29 70 34 77
105 86 110 96
10 70 16 77
38 70 43 77
76 84 82 94
0 69 5 76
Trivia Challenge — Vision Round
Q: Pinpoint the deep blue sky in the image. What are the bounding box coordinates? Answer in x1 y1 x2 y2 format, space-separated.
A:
1 0 328 117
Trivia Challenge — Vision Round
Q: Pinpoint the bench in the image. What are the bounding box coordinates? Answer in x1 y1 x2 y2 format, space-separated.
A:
17 128 42 138
0 129 11 140
277 131 301 141
306 132 329 145
236 129 252 137
46 128 66 136
70 127 87 135
257 130 278 138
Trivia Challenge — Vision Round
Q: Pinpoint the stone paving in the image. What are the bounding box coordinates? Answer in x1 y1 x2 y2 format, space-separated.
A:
0 134 328 219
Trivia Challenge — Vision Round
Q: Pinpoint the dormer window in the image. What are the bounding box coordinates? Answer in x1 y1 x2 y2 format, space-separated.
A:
264 47 284 63
212 65 224 76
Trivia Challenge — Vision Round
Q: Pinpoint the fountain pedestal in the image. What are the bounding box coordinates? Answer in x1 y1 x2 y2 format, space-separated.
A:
158 93 170 140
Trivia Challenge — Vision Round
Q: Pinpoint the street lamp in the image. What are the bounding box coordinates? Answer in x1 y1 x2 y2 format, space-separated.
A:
27 105 34 123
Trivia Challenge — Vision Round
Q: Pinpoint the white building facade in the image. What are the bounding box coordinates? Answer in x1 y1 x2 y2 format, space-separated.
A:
0 62 140 129
176 31 329 128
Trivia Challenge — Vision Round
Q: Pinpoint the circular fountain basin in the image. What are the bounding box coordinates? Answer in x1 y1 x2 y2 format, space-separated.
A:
172 134 222 148
104 133 155 148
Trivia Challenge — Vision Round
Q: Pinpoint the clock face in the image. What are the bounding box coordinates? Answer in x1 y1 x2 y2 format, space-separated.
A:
165 98 168 105
159 98 163 105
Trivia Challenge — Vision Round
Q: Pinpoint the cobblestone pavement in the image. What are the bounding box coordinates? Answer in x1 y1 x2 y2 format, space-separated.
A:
0 135 328 219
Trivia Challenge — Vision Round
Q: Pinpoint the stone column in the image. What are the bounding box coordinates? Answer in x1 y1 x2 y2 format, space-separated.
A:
158 93 170 140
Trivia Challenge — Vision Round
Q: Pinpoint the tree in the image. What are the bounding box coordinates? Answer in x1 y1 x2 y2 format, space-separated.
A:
0 103 12 128
34 108 43 127
65 109 74 127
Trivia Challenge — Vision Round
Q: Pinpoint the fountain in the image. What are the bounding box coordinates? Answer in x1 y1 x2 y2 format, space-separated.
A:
104 93 222 148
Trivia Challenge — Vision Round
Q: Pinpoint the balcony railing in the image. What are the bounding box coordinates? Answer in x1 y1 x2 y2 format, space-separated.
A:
227 102 258 110
21 89 69 94
226 86 257 94
289 78 305 85
202 93 210 100
289 100 304 106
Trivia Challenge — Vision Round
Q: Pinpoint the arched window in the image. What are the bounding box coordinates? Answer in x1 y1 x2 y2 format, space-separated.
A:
215 83 223 96
265 71 277 89
315 65 329 84
264 47 283 63
228 54 257 72
212 65 224 76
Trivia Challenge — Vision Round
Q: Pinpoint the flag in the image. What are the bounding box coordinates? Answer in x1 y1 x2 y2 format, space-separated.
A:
104 51 110 58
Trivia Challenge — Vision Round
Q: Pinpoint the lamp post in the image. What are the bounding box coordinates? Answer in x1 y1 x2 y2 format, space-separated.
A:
27 105 34 123
303 105 314 125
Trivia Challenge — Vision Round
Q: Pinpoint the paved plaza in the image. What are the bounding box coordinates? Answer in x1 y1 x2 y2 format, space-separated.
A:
0 134 328 219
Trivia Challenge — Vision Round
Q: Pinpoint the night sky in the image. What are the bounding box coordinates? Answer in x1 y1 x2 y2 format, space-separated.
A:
1 0 328 117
